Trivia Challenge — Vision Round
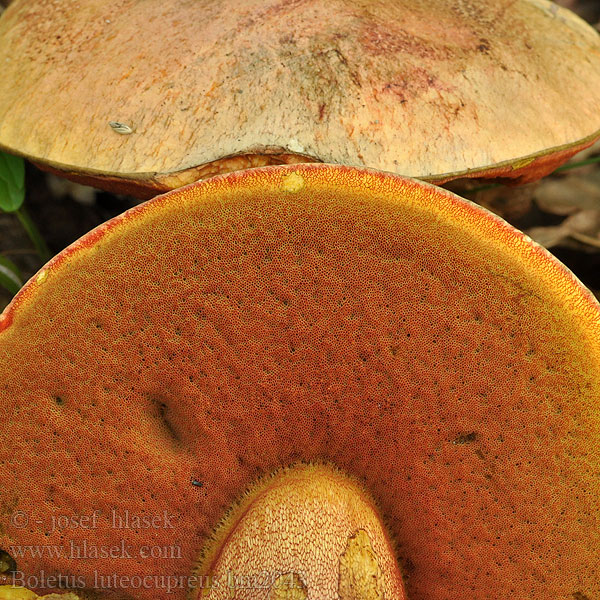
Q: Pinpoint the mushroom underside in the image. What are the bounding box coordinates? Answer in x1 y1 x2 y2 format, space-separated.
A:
0 165 599 600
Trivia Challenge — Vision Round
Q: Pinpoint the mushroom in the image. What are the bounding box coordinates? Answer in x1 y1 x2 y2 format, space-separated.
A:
0 0 599 198
0 588 79 600
0 164 599 599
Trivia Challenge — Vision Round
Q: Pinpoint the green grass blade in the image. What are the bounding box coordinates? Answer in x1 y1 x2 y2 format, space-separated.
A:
0 151 25 212
0 255 23 296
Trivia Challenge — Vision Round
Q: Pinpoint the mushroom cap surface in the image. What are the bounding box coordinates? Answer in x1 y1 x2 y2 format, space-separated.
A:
0 164 599 599
0 0 599 197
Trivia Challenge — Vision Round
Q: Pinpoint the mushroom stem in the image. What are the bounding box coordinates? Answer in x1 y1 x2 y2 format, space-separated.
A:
194 463 406 600
0 587 79 600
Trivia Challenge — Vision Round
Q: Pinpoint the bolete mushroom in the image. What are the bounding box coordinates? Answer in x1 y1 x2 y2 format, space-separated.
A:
0 587 79 600
0 164 598 599
0 0 599 197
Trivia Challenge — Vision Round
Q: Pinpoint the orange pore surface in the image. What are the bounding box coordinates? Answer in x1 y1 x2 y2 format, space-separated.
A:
0 164 599 599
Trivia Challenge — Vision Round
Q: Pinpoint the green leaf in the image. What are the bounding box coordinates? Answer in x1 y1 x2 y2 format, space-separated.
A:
0 151 25 212
0 255 23 296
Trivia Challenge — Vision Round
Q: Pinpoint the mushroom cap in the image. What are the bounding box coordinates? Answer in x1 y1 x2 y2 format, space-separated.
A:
0 164 599 599
0 0 599 197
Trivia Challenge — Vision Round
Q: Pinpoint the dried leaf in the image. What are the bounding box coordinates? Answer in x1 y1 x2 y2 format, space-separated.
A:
527 225 570 249
527 209 600 250
535 177 600 216
562 209 600 235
